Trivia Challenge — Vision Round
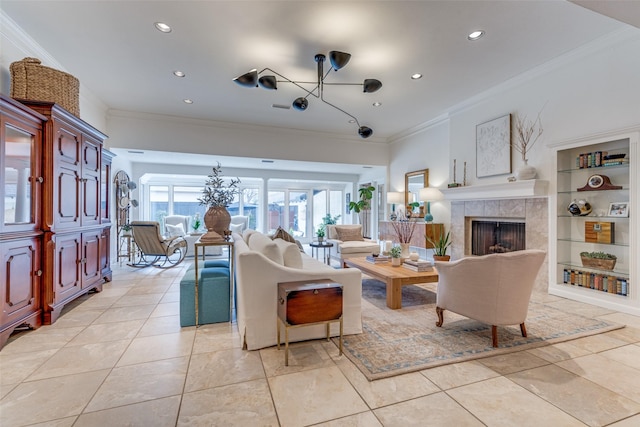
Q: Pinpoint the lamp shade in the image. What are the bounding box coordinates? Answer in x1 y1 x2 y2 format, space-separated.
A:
233 69 258 87
258 75 277 90
419 187 443 202
329 51 351 71
358 126 373 138
363 79 382 93
387 192 404 204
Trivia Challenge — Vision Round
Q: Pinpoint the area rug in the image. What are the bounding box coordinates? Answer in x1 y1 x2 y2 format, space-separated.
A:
335 279 624 381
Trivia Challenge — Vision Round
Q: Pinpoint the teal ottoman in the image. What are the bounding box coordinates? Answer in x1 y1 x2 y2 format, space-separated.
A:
180 266 231 326
188 260 229 270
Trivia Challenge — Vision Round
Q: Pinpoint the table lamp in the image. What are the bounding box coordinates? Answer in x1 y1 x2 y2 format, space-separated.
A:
419 187 443 222
386 192 404 220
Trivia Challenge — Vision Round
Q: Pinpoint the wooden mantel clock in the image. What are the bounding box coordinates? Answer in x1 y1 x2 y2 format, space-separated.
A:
577 174 622 192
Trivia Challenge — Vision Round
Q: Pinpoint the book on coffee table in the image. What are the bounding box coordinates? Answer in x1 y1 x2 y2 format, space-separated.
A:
402 259 434 272
366 255 390 263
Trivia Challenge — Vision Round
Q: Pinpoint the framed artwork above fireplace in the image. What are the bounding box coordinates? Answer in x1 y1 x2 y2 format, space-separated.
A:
476 114 512 178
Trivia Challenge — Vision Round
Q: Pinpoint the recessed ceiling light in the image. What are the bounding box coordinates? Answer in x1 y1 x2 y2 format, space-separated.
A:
411 73 422 80
154 22 172 33
183 99 193 104
173 70 185 77
373 102 382 107
468 30 485 41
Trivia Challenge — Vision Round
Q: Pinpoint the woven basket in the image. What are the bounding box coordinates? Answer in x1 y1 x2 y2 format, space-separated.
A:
10 57 80 117
580 256 616 271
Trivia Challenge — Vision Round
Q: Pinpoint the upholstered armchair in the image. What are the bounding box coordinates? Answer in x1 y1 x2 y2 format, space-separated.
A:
326 224 380 267
434 249 546 347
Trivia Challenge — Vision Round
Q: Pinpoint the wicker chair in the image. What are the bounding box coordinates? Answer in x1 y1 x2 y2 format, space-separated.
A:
130 221 187 268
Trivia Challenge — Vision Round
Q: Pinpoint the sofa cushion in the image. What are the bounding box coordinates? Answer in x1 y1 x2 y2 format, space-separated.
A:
229 222 244 234
273 238 303 269
339 241 380 254
335 226 364 242
242 228 259 242
271 226 297 244
248 232 284 265
166 223 186 237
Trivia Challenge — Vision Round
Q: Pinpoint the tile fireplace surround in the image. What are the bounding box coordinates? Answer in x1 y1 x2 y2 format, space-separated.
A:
446 181 549 293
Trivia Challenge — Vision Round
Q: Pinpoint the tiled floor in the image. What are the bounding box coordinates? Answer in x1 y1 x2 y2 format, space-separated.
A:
2 261 640 426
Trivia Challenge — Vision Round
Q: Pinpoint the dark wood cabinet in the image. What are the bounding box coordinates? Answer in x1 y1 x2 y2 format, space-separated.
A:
11 99 111 327
1 95 45 348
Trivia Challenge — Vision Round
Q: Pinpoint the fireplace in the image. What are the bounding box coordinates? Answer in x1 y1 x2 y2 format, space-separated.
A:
471 220 526 255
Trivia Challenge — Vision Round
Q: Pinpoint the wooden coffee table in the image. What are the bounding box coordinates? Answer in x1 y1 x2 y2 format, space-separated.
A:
344 257 438 309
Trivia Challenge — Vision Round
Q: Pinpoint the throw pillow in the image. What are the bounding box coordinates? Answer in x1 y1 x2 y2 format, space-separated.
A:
273 238 303 269
229 223 243 234
166 223 185 237
272 226 296 244
335 226 364 242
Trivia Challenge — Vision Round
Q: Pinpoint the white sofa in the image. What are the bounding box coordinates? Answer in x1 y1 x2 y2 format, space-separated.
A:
325 224 380 267
233 230 363 350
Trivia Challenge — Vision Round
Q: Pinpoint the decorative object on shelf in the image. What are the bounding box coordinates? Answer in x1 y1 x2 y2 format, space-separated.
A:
448 159 462 188
387 191 404 220
580 251 617 271
198 163 241 242
585 221 614 244
419 187 443 222
407 202 420 217
567 199 592 216
389 245 402 266
608 202 629 217
577 151 627 168
233 51 381 138
426 224 451 262
409 252 420 261
512 109 544 180
463 161 467 186
577 174 622 192
476 114 511 178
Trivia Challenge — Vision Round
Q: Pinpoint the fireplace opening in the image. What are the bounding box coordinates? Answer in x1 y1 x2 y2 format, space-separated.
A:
472 220 525 255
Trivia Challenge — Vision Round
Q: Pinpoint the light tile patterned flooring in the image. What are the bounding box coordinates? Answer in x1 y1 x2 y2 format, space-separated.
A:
1 261 640 426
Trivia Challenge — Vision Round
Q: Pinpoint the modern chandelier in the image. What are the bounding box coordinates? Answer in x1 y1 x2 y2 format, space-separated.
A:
233 51 382 138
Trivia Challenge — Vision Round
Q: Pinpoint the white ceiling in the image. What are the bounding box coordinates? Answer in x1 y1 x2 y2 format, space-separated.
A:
2 1 638 172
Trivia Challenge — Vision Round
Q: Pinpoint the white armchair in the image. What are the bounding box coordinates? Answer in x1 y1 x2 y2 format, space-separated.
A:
434 249 546 347
326 224 379 267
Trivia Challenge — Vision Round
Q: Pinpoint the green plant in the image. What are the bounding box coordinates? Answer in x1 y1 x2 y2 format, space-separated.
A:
580 251 616 260
316 226 326 238
321 213 341 225
192 213 202 232
426 226 451 256
198 162 241 208
389 245 402 258
122 223 132 232
348 185 375 213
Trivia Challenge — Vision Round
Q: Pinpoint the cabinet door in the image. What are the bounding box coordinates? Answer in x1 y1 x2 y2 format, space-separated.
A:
53 233 82 302
1 101 42 233
99 227 111 279
81 136 101 227
0 237 41 326
52 122 81 230
82 229 102 288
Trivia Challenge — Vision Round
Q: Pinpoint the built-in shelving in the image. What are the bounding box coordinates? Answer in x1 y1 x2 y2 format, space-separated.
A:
549 130 638 315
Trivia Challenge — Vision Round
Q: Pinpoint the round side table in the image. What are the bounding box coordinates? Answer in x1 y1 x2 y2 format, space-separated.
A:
309 241 334 265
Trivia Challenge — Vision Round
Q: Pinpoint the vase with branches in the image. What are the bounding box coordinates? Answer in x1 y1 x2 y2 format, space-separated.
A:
390 219 415 258
512 109 544 180
198 162 241 240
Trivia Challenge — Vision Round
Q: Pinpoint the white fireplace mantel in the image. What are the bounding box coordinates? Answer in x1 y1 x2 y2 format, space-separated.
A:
441 179 549 201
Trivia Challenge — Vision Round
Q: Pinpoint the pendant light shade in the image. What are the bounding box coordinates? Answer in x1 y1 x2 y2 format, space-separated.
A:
233 69 258 87
292 97 309 111
363 79 382 93
329 51 351 71
358 126 373 138
258 75 277 90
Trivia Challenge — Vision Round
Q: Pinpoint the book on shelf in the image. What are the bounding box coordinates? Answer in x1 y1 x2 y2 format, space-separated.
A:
366 255 390 263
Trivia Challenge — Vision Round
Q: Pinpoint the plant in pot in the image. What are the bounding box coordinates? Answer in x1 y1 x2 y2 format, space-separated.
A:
121 223 132 236
316 224 326 242
191 212 202 234
198 162 241 241
389 245 403 266
426 227 451 261
580 251 617 271
348 185 375 223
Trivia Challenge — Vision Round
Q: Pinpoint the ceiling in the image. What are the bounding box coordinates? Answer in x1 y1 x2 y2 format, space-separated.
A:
1 1 638 171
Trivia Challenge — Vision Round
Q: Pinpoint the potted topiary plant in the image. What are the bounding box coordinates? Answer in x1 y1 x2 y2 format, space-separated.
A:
426 227 451 261
198 162 241 241
580 251 617 271
389 245 402 266
316 225 326 242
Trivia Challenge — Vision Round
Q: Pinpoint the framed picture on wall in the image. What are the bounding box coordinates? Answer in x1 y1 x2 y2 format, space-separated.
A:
608 202 629 217
476 114 511 178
